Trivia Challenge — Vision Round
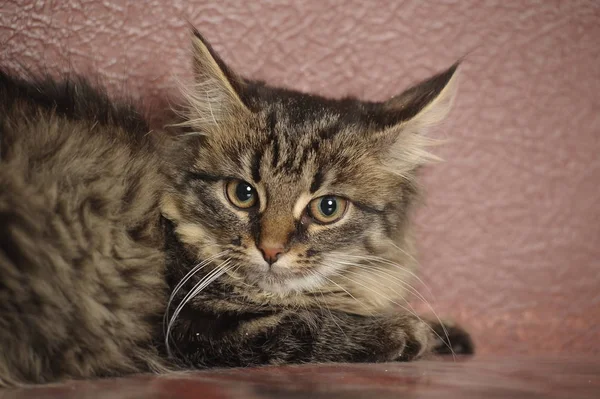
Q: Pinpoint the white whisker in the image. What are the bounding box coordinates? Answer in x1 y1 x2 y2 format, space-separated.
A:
162 250 230 337
342 267 419 314
308 270 348 339
335 254 454 358
330 256 429 304
165 259 232 357
326 258 455 359
337 253 436 300
314 267 375 316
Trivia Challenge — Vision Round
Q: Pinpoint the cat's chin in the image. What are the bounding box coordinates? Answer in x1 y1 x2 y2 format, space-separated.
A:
255 277 320 296
245 268 324 296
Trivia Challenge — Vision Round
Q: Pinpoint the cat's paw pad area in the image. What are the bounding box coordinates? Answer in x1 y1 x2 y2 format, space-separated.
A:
378 316 431 362
396 318 432 361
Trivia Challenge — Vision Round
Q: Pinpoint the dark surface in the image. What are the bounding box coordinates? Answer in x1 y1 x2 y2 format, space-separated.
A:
3 356 598 399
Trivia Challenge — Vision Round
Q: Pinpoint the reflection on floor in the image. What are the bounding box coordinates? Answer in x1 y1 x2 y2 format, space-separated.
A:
4 356 599 399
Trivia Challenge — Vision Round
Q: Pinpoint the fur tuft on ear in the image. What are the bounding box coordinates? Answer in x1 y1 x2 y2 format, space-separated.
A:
175 28 250 134
384 62 459 125
378 63 460 179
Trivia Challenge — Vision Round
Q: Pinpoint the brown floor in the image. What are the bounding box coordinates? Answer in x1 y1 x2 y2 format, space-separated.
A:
3 356 598 399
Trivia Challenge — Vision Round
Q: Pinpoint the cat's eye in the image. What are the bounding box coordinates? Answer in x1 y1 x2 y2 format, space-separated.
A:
225 180 258 209
308 196 348 224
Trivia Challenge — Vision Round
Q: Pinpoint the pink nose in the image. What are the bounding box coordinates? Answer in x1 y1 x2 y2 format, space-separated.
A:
259 244 285 265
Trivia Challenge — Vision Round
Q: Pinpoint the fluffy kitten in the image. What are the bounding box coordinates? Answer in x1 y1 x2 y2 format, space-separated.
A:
162 30 473 366
0 29 472 386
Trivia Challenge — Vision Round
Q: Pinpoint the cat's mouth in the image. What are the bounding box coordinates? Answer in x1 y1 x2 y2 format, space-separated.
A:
237 261 323 295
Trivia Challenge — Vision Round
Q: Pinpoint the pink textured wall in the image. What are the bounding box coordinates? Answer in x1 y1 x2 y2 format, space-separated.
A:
1 1 599 355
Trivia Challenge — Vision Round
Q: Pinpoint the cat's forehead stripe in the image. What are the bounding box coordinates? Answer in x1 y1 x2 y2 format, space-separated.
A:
310 171 323 194
251 146 263 183
266 110 281 169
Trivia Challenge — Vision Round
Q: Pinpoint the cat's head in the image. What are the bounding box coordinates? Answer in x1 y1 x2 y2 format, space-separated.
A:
162 29 458 311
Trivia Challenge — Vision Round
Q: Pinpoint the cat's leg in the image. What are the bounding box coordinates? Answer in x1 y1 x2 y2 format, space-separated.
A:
170 310 434 367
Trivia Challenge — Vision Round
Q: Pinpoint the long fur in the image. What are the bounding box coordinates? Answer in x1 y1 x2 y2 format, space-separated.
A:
0 29 473 386
0 70 169 386
162 31 473 367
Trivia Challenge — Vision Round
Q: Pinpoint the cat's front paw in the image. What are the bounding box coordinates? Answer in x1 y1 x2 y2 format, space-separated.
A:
375 315 432 362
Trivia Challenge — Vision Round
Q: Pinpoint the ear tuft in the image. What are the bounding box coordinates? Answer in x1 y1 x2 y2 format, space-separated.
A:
384 62 460 128
377 63 461 178
175 27 250 133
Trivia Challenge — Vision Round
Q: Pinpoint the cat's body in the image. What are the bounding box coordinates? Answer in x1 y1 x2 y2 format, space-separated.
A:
0 71 168 385
0 30 472 387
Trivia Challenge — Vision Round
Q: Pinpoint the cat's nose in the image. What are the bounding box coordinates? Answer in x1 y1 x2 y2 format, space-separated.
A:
259 243 285 265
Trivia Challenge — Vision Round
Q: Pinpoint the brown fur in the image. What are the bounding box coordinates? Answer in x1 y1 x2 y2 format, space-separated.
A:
162 30 473 367
0 71 169 386
0 28 473 386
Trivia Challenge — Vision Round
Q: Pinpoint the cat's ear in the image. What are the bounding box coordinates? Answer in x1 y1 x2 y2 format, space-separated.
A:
183 28 251 129
377 63 460 176
384 63 459 124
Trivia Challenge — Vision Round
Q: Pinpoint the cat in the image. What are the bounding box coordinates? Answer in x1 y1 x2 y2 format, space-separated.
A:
0 71 169 386
161 29 473 366
0 28 472 387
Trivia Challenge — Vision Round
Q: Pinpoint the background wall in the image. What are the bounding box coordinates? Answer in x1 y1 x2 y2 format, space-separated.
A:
1 0 598 355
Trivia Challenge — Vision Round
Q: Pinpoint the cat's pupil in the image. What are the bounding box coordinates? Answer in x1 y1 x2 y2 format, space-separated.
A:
236 183 254 203
319 197 337 216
